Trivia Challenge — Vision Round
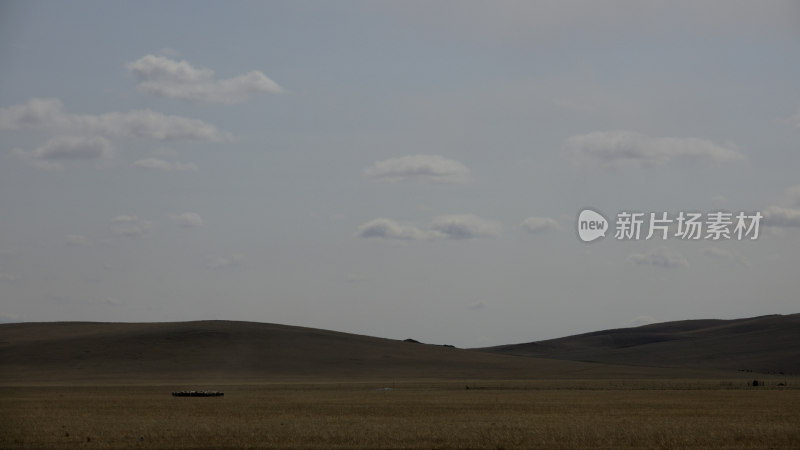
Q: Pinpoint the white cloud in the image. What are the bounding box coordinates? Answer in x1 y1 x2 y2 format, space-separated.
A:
0 98 230 141
520 217 560 233
208 254 244 269
66 234 91 246
0 97 63 129
134 158 198 172
356 218 441 240
110 215 153 237
430 214 501 239
13 135 114 170
127 55 284 104
356 214 500 240
759 185 800 229
365 155 472 183
563 131 745 170
628 247 689 269
762 206 800 228
170 212 205 228
702 246 751 267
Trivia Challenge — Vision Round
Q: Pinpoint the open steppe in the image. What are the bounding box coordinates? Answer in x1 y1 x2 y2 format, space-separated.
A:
1 317 798 449
3 381 799 449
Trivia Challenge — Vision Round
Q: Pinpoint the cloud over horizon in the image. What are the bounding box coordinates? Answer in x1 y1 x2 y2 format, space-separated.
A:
127 55 285 104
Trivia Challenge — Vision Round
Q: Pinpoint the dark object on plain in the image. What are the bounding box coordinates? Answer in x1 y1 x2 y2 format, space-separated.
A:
172 390 224 397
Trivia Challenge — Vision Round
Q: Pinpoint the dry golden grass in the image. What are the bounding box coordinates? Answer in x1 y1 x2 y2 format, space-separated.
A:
2 381 799 449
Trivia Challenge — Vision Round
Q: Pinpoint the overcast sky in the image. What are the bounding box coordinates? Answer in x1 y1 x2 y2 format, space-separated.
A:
1 1 799 347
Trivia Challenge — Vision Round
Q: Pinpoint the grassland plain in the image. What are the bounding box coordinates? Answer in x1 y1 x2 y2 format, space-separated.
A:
2 320 798 448
2 380 799 449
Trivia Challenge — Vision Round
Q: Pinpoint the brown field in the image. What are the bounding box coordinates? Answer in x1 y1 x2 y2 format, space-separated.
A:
2 380 799 449
2 320 798 448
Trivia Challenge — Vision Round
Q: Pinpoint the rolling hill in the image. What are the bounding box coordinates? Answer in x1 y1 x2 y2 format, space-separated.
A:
1 314 796 383
0 320 723 384
479 314 800 374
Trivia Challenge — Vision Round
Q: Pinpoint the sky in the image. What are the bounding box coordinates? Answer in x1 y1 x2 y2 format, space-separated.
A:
1 1 799 347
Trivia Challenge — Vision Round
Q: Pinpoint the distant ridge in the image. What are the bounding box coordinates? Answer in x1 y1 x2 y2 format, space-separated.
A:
478 314 800 374
0 320 693 383
1 315 795 383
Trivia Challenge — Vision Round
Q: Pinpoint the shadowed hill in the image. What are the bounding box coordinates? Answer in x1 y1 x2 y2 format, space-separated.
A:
0 320 723 384
479 314 800 374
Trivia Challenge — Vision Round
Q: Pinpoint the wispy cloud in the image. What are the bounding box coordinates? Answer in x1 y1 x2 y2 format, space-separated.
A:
127 55 284 104
763 206 800 228
365 155 472 183
563 131 744 170
702 246 751 267
0 98 230 141
356 218 441 240
628 247 689 269
430 214 501 239
762 185 800 228
110 215 153 238
169 212 205 228
13 135 114 170
356 214 500 240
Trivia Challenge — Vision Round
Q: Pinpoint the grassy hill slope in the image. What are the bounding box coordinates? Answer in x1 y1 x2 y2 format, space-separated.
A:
479 314 800 374
0 320 729 383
